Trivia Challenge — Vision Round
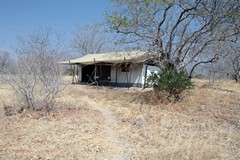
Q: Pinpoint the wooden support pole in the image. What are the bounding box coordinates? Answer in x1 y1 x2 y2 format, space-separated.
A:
143 64 148 89
69 61 75 84
94 58 96 81
115 64 118 85
76 64 79 83
72 65 76 84
124 57 130 88
100 63 102 80
93 58 99 87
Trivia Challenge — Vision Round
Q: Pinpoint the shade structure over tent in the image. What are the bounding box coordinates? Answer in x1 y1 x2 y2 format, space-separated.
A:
60 51 149 65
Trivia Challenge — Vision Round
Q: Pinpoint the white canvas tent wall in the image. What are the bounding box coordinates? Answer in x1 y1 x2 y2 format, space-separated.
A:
60 51 160 87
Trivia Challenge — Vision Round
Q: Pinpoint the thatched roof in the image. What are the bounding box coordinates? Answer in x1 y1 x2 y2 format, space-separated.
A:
60 51 148 65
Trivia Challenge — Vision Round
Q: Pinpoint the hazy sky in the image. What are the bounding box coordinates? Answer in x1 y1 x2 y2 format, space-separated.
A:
0 0 111 52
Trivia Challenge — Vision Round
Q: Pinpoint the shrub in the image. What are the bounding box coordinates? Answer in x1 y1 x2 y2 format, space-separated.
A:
1 29 64 113
147 69 194 101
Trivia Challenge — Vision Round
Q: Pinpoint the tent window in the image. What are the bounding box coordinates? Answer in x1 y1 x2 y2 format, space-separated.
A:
121 63 131 72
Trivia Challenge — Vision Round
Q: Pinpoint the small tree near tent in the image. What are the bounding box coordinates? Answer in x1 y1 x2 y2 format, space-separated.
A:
106 0 239 97
147 69 194 101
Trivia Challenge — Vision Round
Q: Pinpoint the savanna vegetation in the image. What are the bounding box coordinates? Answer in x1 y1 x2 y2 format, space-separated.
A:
0 0 239 159
0 79 240 159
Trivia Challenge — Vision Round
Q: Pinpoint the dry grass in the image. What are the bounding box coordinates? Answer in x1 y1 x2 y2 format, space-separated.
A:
71 80 240 159
0 79 240 159
0 84 15 116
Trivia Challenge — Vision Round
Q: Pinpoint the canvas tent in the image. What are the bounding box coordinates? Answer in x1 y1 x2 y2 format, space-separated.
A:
60 51 159 87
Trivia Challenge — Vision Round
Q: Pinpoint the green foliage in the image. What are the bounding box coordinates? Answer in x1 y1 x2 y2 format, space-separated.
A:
147 69 194 100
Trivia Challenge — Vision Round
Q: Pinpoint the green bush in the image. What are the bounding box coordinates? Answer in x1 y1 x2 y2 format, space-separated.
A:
147 69 194 101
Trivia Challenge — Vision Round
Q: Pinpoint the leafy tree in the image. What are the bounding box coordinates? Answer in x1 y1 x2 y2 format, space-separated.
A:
107 0 239 73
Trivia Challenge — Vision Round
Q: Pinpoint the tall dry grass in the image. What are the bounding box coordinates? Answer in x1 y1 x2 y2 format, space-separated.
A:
0 79 239 159
75 80 240 159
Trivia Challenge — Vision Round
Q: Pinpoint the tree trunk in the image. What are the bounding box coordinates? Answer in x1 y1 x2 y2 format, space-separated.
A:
236 75 240 83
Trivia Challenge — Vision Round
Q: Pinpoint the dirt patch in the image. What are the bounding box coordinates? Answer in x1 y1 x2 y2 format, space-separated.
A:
84 96 129 160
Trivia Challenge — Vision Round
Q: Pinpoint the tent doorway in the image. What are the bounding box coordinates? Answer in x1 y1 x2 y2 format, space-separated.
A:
82 65 95 83
81 64 111 85
97 65 111 85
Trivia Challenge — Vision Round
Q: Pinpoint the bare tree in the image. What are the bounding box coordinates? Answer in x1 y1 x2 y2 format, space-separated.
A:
232 54 240 82
106 0 239 75
196 40 240 82
222 41 240 82
0 51 10 73
3 28 64 112
71 23 113 56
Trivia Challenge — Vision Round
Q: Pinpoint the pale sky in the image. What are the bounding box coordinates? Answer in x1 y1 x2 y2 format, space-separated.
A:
0 0 111 52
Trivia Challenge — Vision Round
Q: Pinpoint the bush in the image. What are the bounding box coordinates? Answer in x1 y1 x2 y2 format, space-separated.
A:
147 69 194 101
1 29 64 113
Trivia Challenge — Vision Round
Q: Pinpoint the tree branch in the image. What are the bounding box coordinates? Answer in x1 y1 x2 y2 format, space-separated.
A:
189 54 219 78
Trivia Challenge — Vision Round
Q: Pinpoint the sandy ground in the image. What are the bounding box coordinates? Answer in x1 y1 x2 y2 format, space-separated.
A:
84 96 128 160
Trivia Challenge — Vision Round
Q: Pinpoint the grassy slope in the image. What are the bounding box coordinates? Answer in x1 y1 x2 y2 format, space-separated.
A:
0 79 239 159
